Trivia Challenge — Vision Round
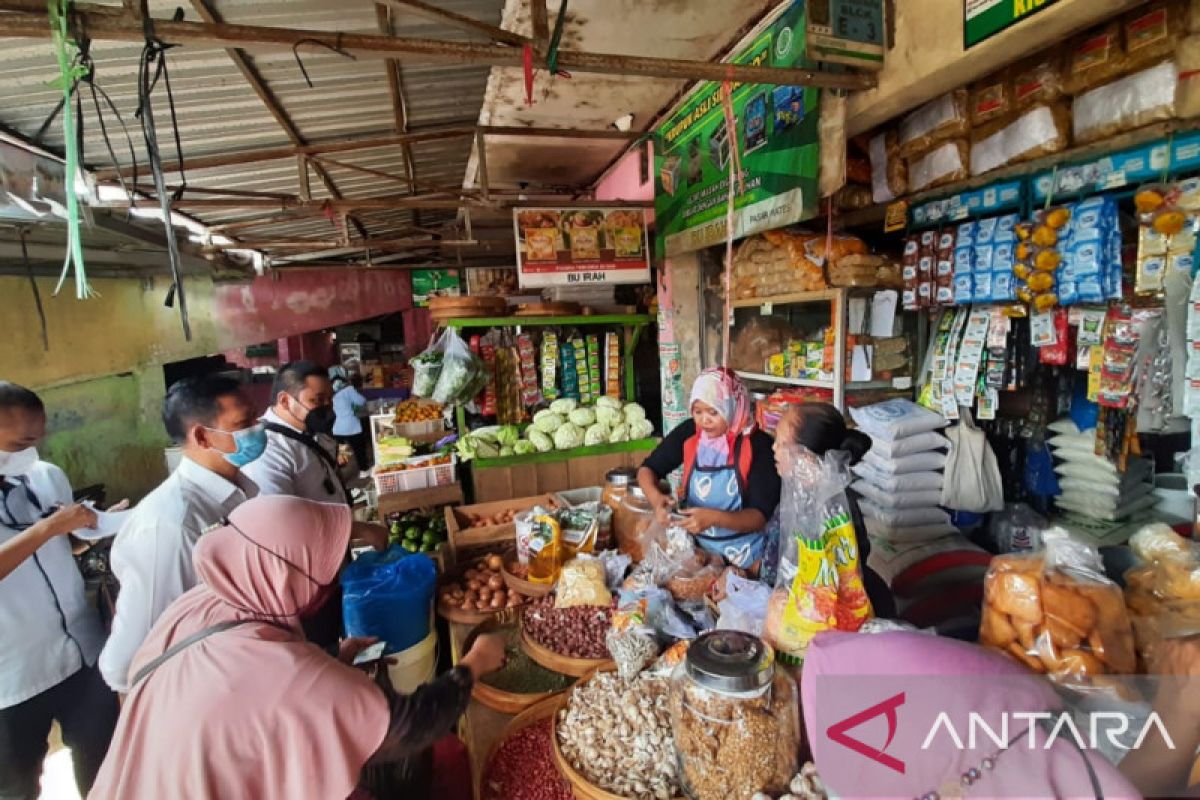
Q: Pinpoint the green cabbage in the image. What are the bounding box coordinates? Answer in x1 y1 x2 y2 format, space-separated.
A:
528 429 554 452
553 422 583 450
532 410 565 433
455 436 478 462
496 425 520 447
568 407 595 427
584 423 610 446
499 446 515 457
629 419 654 439
513 440 537 455
608 423 629 443
622 402 647 423
475 439 500 459
595 396 622 411
549 398 578 416
594 405 620 427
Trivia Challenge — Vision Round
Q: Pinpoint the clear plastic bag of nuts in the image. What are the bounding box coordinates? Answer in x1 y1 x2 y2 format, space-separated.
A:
669 631 800 800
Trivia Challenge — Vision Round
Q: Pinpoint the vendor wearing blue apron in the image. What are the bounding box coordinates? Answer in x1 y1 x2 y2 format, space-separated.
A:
637 368 780 572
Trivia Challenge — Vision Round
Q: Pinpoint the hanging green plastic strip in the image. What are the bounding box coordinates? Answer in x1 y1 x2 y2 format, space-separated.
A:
47 0 91 299
545 0 569 76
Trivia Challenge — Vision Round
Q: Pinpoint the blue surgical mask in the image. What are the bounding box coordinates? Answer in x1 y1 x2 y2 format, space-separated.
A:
208 424 268 467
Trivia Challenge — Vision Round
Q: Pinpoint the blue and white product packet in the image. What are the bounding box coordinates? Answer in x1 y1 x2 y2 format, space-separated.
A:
994 214 1020 244
1078 275 1106 304
1106 228 1123 300
1072 240 1105 280
992 271 1016 302
1058 280 1080 306
1068 197 1108 244
954 274 974 305
957 220 977 248
976 216 999 245
992 241 1015 273
974 244 995 273
1171 252 1195 276
973 271 994 303
955 245 974 275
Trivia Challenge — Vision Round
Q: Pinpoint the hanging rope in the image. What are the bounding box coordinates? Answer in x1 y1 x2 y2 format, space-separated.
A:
47 0 91 299
136 13 192 340
21 229 50 352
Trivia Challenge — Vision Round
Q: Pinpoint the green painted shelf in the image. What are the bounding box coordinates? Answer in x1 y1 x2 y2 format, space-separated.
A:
444 314 653 328
470 437 658 468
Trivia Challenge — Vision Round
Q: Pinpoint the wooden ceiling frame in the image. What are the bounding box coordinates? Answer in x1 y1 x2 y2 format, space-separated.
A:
188 0 365 242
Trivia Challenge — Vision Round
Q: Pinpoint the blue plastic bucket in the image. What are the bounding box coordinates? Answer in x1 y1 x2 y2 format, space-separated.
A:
341 546 437 654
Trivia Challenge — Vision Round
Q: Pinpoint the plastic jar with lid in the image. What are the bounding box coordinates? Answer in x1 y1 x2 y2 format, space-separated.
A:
598 468 636 550
614 487 656 560
669 630 799 800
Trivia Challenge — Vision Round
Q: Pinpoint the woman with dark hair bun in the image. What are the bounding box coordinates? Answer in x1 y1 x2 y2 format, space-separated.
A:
769 402 895 618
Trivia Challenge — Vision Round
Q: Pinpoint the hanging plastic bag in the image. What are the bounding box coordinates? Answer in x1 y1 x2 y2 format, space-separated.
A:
1023 439 1061 499
763 446 874 662
979 528 1136 681
716 571 772 636
940 408 1005 512
410 330 447 399
341 547 437 654
431 327 488 405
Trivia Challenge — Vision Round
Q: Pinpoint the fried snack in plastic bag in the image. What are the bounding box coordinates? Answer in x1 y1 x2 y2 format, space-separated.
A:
979 528 1137 680
1123 523 1200 668
899 90 969 159
555 557 612 609
606 598 659 678
764 446 873 663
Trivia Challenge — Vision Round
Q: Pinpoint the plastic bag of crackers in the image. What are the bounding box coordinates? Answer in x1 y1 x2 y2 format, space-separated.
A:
1123 524 1200 670
980 528 1136 683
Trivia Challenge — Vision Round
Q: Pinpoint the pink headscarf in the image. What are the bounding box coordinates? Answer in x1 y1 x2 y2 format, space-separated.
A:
689 367 754 467
800 631 1139 800
89 496 389 800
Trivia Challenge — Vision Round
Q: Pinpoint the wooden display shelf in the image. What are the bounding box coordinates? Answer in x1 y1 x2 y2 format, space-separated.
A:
444 313 653 328
734 371 834 389
729 288 843 309
376 482 463 516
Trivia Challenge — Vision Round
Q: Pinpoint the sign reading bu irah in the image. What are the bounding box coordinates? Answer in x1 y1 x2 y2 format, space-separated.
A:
513 207 651 289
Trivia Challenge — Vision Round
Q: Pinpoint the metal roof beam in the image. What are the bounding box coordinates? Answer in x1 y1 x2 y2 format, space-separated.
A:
376 0 526 48
93 196 651 212
92 123 636 180
0 4 874 89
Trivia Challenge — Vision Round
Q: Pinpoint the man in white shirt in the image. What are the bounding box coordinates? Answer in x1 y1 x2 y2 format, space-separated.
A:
0 382 117 800
243 360 349 505
99 374 266 692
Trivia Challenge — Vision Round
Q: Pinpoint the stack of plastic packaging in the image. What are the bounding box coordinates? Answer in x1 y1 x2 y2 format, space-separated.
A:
847 399 953 543
1055 195 1124 307
951 213 1020 306
1046 418 1157 522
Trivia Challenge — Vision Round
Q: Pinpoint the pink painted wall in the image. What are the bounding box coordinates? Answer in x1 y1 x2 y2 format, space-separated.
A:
594 141 655 219
213 268 414 349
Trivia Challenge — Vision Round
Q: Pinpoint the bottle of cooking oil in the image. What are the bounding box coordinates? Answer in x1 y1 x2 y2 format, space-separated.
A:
527 514 563 584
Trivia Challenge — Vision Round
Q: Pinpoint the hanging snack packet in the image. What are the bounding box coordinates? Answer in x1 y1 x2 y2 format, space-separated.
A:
604 332 621 398
541 332 559 401
902 235 920 310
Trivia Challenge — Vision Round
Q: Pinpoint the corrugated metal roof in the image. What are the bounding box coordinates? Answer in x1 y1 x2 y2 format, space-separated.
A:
0 0 502 260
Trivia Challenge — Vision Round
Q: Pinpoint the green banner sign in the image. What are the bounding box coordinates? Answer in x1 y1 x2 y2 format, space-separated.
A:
653 2 819 258
411 269 460 306
964 0 1060 48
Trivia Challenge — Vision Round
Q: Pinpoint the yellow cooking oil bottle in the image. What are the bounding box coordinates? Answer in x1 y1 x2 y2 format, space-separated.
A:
527 514 563 584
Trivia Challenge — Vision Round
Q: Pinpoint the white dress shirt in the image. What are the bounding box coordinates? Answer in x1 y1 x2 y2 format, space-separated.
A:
99 457 256 691
242 408 349 505
0 461 105 708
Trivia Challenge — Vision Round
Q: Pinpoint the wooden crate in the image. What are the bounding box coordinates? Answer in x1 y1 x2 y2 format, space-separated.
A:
469 447 652 503
444 493 560 566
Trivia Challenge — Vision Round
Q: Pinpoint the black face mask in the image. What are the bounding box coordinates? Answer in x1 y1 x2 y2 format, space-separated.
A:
303 405 336 437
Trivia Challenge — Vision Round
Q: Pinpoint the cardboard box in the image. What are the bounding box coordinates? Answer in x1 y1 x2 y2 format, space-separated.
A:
444 493 560 566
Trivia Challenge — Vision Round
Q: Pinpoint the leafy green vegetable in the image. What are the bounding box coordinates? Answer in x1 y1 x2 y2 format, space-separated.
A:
532 411 565 433
584 423 609 446
568 407 595 427
629 419 654 439
609 423 630 443
553 422 583 450
594 405 620 427
622 402 647 423
513 440 537 455
549 398 578 416
499 446 515 457
595 396 622 411
528 429 554 452
496 425 521 447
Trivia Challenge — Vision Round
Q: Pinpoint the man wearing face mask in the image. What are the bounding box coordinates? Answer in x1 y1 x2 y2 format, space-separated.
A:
0 382 118 800
243 360 350 505
99 374 264 693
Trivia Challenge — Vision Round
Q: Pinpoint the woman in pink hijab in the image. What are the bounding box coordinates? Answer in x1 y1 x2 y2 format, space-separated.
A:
638 368 781 571
89 495 503 800
801 630 1141 800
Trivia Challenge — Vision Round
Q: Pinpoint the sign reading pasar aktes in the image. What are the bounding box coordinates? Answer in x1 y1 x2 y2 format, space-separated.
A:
513 207 651 289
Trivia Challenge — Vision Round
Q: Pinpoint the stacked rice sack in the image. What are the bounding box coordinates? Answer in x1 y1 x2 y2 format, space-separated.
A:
1046 418 1156 522
848 399 954 543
